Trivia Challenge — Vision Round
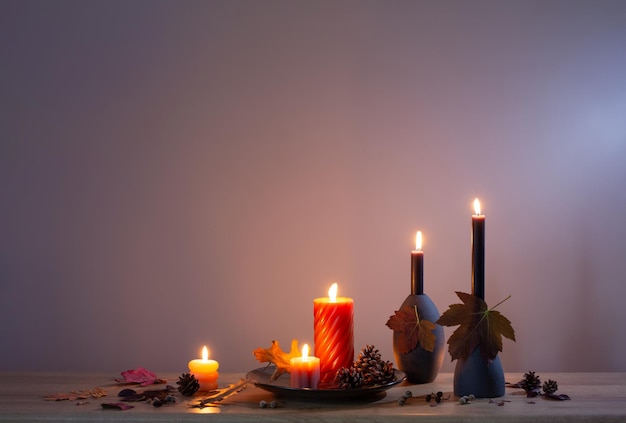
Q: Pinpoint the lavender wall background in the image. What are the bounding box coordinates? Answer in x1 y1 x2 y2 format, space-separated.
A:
2 0 626 374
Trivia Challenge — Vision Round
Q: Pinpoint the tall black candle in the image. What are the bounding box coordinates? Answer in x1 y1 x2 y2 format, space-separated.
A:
411 230 424 295
471 199 485 301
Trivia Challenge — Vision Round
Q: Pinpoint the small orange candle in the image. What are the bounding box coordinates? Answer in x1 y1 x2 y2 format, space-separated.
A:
290 344 320 389
188 346 219 391
314 282 354 384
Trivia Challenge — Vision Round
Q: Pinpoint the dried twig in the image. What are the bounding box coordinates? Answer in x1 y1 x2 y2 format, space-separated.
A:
191 379 250 408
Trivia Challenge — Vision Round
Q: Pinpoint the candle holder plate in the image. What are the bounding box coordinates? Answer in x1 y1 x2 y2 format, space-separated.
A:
246 366 406 401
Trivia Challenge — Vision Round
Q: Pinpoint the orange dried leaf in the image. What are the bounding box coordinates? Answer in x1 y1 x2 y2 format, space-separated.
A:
253 339 299 380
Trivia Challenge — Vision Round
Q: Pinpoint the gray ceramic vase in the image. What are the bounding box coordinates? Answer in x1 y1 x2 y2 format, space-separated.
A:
392 294 445 384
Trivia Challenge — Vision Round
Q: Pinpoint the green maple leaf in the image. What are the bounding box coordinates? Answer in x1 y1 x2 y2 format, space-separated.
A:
386 305 437 354
436 291 515 362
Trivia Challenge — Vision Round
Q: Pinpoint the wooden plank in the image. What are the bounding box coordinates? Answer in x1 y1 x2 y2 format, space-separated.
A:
0 372 625 422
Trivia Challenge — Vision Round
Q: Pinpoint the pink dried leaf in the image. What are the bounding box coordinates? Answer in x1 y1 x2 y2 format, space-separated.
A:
115 367 164 386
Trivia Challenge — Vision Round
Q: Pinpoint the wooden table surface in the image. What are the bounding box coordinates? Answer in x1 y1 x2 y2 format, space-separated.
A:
1 371 625 422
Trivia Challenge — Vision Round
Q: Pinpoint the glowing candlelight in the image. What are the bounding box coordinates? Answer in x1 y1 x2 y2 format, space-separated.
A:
328 282 338 302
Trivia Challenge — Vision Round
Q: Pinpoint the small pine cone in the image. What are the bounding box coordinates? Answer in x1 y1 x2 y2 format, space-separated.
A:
377 360 396 385
357 345 382 364
176 373 200 396
542 379 558 395
354 345 395 386
335 367 364 389
520 371 541 393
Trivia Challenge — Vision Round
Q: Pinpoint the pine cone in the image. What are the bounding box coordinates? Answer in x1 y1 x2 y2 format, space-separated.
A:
354 345 396 386
335 367 364 389
520 370 541 393
176 373 200 396
542 379 558 395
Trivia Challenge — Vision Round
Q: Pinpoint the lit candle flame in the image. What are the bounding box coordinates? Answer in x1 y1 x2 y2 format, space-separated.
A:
415 230 422 251
202 346 209 361
302 344 309 360
473 198 481 215
328 283 338 302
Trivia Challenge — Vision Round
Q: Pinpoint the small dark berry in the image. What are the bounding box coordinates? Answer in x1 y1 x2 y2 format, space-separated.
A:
405 390 413 398
437 391 443 398
398 398 406 406
425 394 432 402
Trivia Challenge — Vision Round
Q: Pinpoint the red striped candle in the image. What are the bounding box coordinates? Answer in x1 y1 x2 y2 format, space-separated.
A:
313 283 354 384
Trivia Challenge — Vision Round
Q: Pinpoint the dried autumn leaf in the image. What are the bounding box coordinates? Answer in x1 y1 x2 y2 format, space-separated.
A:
115 367 165 386
253 339 299 381
436 291 515 361
101 402 135 410
545 393 571 401
386 305 436 353
44 387 107 401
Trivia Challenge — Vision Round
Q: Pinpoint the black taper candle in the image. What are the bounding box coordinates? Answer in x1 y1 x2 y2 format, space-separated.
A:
471 199 485 301
411 230 424 295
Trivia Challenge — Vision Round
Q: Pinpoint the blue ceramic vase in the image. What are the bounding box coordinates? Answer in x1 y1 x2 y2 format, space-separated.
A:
392 294 445 384
453 346 505 398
